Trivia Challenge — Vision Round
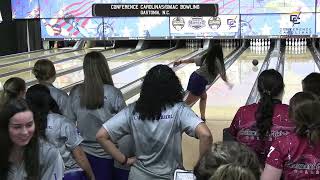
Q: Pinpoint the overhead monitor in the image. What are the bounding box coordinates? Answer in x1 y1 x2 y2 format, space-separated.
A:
240 0 315 14
160 0 239 15
39 0 94 18
41 17 103 40
103 17 170 40
11 0 40 19
39 0 170 18
241 13 315 37
316 13 320 36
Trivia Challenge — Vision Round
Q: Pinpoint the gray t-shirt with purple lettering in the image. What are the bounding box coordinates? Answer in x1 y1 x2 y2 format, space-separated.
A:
103 102 203 180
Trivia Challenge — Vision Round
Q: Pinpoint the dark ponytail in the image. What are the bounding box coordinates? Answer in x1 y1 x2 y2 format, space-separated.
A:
255 70 284 139
204 42 227 82
26 84 61 139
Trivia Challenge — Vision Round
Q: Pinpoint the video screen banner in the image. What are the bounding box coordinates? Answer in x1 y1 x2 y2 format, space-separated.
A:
169 15 240 38
11 0 40 19
172 0 239 15
41 18 103 39
101 17 170 39
241 13 315 37
316 13 320 35
38 0 239 19
240 0 316 14
317 0 320 12
40 17 169 39
39 0 168 18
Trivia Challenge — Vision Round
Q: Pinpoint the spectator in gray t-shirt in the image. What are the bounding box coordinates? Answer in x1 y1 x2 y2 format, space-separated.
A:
32 59 69 115
26 84 95 180
65 51 129 180
173 42 232 121
97 65 213 180
0 98 64 180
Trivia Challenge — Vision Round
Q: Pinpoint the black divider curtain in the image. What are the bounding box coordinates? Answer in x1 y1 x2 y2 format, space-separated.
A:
0 0 41 55
0 0 17 55
15 19 42 52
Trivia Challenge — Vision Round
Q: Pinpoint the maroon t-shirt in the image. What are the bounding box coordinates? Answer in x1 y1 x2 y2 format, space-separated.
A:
266 133 320 180
228 102 295 164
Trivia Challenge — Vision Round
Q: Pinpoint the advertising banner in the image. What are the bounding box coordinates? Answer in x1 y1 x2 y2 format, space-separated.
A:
241 13 315 37
170 15 240 38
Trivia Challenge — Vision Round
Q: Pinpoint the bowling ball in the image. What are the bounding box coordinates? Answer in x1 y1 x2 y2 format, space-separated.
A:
252 59 259 66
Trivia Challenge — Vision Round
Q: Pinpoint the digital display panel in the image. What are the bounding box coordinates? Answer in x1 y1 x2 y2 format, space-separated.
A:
241 13 315 37
39 0 239 18
41 17 103 40
103 17 170 39
316 13 320 36
11 0 40 19
39 0 168 18
170 15 240 38
240 0 316 14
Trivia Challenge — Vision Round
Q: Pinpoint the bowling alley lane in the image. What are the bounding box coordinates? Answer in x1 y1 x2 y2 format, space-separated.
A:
0 48 68 62
106 48 167 69
282 46 320 104
124 47 236 104
0 48 110 75
52 48 168 88
0 48 130 87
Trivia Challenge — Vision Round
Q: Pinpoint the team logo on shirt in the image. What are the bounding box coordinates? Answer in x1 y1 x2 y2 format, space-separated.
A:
208 17 221 30
172 17 185 31
188 17 206 30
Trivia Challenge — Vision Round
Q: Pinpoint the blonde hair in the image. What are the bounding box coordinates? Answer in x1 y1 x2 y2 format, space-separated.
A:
210 164 256 180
